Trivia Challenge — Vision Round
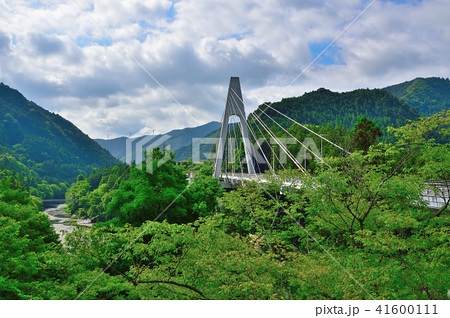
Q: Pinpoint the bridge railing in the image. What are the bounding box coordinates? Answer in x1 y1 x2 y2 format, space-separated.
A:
219 173 305 190
220 173 265 180
423 181 450 209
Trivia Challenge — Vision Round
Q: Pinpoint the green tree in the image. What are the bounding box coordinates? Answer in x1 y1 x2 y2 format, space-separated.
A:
0 176 72 300
106 148 189 225
185 165 224 218
351 116 383 152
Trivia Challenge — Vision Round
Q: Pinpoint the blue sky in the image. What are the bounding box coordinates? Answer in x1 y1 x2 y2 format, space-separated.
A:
0 0 448 138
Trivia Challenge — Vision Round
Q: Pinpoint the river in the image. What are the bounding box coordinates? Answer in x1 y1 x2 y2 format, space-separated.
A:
43 202 92 242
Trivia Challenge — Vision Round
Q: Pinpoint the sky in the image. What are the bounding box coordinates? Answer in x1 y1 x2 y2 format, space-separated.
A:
0 0 449 139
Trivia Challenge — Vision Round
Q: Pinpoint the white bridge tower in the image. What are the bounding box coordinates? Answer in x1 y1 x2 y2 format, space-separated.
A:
213 77 255 178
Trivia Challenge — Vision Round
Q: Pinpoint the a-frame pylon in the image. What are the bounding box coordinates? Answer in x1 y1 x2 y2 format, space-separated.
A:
213 77 255 178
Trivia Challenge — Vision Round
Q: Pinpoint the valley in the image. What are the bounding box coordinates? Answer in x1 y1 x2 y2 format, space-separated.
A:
0 77 449 301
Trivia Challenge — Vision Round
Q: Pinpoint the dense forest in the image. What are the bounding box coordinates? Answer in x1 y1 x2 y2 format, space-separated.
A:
251 88 419 138
385 77 450 117
0 83 119 198
0 81 449 300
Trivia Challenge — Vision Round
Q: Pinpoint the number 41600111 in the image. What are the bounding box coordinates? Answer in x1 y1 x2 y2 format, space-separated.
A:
376 304 437 315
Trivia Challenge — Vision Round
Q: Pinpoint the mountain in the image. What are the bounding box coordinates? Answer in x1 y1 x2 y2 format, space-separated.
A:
0 82 119 196
95 121 220 162
173 125 223 162
384 77 450 116
251 87 420 135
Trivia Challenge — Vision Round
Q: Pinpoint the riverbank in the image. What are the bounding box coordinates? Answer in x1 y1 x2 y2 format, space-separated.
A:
43 203 92 242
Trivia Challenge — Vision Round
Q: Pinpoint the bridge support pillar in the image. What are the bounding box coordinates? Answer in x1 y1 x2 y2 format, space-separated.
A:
213 77 255 178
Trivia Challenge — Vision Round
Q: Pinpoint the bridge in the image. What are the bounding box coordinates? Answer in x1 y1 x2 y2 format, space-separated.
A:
211 77 449 209
212 77 345 185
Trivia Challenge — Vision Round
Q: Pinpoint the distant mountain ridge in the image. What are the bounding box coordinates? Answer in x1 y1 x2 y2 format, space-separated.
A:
384 77 450 116
95 121 220 162
172 123 241 162
0 82 119 188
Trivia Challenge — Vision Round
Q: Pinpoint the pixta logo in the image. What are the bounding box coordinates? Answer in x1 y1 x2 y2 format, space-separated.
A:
192 137 322 164
126 131 172 174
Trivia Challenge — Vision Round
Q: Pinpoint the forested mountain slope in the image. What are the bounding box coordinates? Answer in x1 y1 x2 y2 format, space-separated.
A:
251 88 420 135
0 83 119 196
384 77 450 116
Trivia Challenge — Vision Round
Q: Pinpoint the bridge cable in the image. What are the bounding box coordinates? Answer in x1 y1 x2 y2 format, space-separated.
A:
250 110 305 173
229 95 262 177
229 91 271 177
227 102 245 178
229 90 288 174
230 88 331 171
218 104 248 178
243 107 305 173
228 90 276 176
227 95 252 177
225 92 253 178
223 112 237 177
230 88 306 173
247 117 280 174
230 87 349 157
231 93 280 175
229 85 351 160
255 104 332 169
260 103 351 155
229 88 289 172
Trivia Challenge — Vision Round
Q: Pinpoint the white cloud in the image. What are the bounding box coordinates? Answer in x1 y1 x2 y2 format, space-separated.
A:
0 0 449 138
